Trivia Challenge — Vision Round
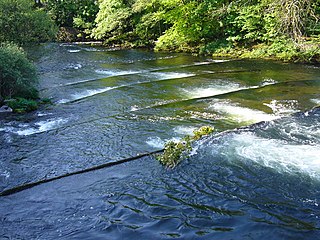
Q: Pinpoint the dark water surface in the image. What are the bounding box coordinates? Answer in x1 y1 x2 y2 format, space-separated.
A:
0 44 320 239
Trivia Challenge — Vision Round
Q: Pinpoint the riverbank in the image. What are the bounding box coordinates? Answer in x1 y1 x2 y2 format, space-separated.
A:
70 36 320 64
96 39 320 64
208 40 320 63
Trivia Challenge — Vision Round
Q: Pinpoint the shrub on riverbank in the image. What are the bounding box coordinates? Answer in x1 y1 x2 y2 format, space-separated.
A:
5 98 38 113
0 0 57 45
88 0 320 63
0 43 39 110
203 38 320 63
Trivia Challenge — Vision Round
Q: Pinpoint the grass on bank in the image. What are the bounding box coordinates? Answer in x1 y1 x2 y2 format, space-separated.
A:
200 38 320 63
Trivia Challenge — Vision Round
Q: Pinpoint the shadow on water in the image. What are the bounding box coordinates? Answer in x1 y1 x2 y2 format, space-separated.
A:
1 43 320 239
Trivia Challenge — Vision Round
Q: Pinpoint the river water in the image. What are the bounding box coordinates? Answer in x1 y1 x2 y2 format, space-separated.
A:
0 43 320 239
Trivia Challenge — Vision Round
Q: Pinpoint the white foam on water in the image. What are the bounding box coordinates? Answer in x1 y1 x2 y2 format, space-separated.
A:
131 99 181 113
181 82 244 98
263 100 299 115
146 136 181 149
130 105 139 111
186 111 218 120
173 126 197 136
95 69 141 76
209 100 278 124
157 56 176 60
60 43 74 47
145 116 183 122
311 99 320 105
0 127 15 133
80 47 104 52
146 136 165 148
193 61 213 66
67 50 81 53
0 170 10 180
16 118 68 136
65 63 82 70
147 72 195 80
212 59 230 63
261 78 278 86
57 87 116 104
222 132 320 178
279 120 320 144
37 112 53 117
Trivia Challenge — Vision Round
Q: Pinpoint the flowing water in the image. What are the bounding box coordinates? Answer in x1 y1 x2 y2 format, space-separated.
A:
0 43 320 239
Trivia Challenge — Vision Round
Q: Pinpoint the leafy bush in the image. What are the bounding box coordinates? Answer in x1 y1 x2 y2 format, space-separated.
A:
156 126 214 168
0 43 39 104
238 38 320 62
0 0 57 44
6 98 38 113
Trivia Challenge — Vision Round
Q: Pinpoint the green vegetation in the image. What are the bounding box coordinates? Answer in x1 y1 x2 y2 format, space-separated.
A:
42 0 98 40
157 126 214 168
5 98 39 113
45 0 317 62
0 0 57 112
0 0 57 45
1 0 317 62
0 43 39 112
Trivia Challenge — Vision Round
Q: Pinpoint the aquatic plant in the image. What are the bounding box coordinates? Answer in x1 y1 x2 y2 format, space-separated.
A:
156 126 214 168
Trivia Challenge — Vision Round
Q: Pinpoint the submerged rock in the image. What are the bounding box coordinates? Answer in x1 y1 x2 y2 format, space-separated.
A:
0 105 13 113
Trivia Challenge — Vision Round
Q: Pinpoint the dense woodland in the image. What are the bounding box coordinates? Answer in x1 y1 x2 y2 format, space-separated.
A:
42 0 320 61
0 0 320 109
1 0 320 59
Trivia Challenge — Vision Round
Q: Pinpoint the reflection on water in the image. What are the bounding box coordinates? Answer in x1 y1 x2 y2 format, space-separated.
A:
0 43 320 239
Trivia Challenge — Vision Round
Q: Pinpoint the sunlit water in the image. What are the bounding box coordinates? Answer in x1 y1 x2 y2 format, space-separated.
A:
0 43 320 239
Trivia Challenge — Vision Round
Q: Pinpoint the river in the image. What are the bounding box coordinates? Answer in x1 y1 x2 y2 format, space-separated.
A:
0 43 320 239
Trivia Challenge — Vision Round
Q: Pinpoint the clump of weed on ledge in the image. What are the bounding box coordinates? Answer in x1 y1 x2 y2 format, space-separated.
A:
156 126 214 168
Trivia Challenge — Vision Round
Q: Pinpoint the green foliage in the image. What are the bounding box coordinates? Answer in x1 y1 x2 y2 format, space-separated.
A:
270 0 317 41
0 0 57 44
225 3 269 45
43 0 98 28
193 126 214 140
157 140 192 169
41 0 319 62
43 0 98 40
258 39 320 62
155 27 189 52
156 126 214 168
0 43 39 103
132 0 167 45
6 98 38 113
155 0 225 51
91 0 133 40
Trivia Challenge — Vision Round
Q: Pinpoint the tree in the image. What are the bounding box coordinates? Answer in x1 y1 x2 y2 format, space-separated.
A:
268 0 318 42
43 0 98 29
91 0 133 40
0 43 38 104
0 0 57 44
